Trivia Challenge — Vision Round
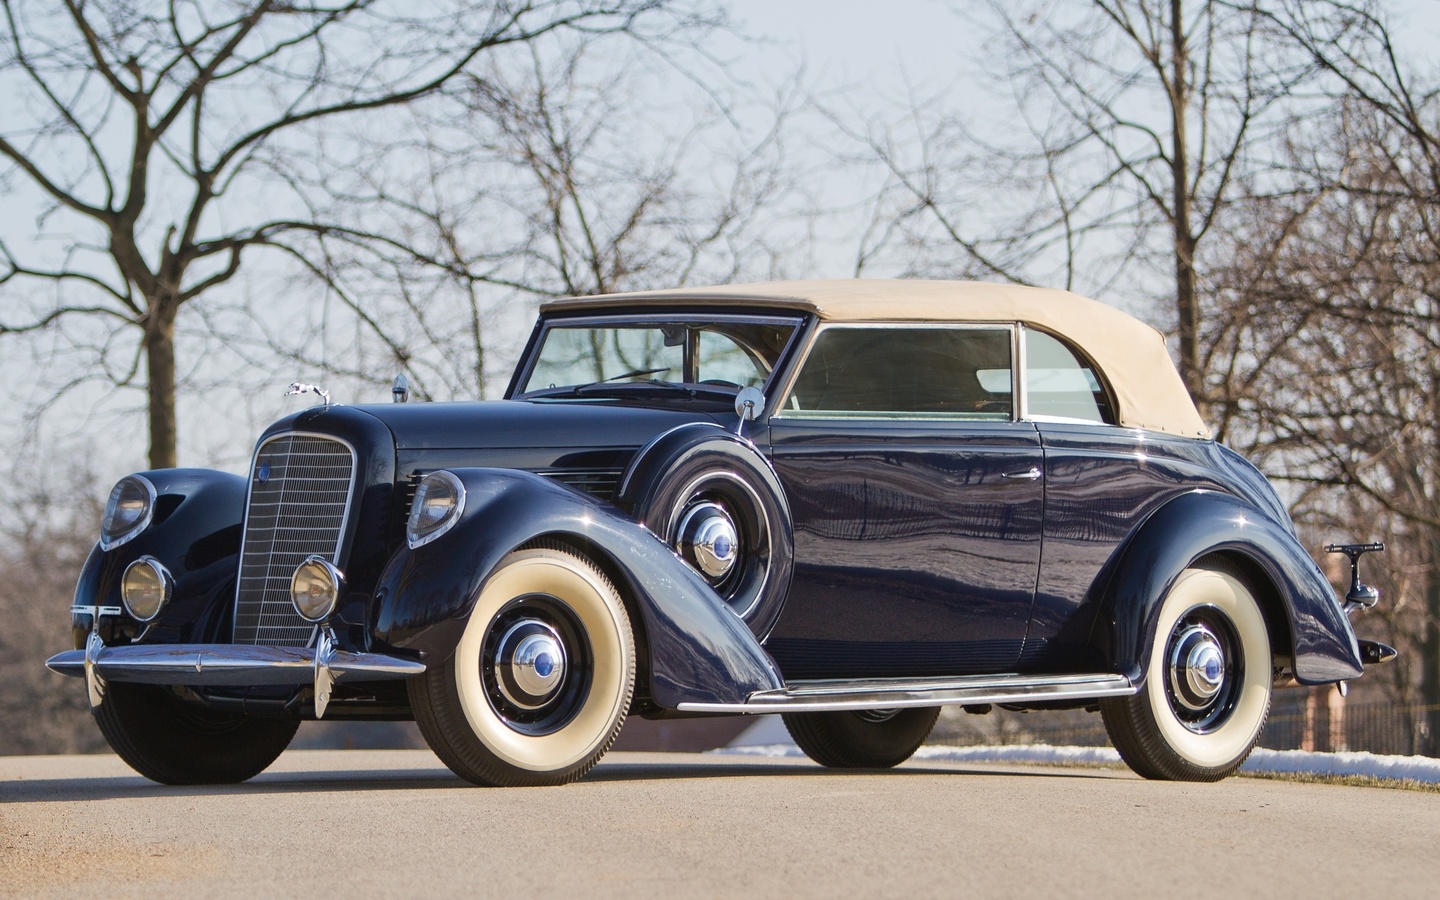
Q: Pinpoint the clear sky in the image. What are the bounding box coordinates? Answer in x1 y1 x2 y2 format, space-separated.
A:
728 0 1440 91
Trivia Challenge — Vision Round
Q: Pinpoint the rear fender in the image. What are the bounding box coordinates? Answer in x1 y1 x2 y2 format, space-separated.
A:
371 468 783 708
1097 490 1362 686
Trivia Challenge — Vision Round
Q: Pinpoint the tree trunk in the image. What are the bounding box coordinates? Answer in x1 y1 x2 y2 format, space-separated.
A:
1423 571 1440 756
1169 0 1202 409
144 301 179 470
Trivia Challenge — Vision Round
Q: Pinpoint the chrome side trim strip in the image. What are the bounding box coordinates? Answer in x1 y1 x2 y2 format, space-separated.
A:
46 643 425 687
676 673 1135 713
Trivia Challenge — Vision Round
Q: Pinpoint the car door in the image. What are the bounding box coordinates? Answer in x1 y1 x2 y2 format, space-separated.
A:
1018 326 1231 672
760 324 1044 679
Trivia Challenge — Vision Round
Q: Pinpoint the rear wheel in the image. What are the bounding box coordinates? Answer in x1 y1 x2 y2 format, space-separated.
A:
94 682 298 785
1102 565 1272 782
410 544 635 786
782 707 940 768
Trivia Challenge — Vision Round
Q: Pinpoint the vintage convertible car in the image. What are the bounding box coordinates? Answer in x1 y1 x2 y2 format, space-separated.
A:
49 280 1391 786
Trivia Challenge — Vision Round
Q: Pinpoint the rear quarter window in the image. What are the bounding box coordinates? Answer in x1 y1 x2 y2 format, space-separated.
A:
1025 329 1114 424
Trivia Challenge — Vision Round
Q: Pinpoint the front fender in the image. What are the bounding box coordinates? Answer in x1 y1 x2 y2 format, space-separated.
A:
73 468 247 647
1098 490 1362 686
372 468 784 708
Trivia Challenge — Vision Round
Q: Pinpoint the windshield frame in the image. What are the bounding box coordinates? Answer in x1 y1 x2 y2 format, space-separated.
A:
507 310 810 403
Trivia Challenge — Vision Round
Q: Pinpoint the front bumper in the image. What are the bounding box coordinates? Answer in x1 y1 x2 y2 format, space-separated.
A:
47 630 425 718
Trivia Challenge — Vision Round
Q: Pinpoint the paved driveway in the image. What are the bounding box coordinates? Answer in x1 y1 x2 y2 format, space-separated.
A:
3 750 1436 898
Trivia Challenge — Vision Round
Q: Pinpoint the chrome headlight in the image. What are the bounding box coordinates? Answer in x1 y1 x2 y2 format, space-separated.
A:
121 556 173 622
290 556 344 623
407 471 466 549
100 475 157 550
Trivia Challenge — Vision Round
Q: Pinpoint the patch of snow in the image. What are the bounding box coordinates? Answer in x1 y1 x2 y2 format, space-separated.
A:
713 740 1440 783
1242 748 1440 783
911 744 1121 766
718 743 806 758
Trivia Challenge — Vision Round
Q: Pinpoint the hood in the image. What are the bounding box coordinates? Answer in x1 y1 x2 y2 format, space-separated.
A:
347 398 724 451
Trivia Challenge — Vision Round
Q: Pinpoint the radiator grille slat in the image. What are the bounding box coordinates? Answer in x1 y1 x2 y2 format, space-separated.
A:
233 434 357 646
541 468 622 503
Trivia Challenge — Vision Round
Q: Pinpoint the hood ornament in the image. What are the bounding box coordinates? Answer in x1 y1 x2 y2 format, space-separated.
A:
286 382 331 407
392 374 410 403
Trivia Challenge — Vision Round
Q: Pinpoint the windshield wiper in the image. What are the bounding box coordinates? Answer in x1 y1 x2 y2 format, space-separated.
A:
572 379 695 398
596 367 671 383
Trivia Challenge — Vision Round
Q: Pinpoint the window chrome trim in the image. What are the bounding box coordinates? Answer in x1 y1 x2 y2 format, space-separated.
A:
1021 325 1121 428
232 431 358 646
1015 322 1029 422
771 321 1020 423
511 311 807 401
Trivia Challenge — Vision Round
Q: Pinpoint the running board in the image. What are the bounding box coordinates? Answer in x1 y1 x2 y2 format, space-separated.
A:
676 672 1135 714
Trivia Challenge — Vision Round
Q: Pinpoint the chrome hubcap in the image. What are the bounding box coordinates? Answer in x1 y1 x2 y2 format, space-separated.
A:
494 619 567 710
1168 623 1226 713
675 501 739 581
1163 603 1246 735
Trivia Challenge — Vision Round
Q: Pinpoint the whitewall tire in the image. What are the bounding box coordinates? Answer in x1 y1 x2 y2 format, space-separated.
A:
1102 564 1273 781
410 543 635 786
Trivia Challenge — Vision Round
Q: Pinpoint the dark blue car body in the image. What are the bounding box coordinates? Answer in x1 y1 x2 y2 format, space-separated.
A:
53 280 1381 785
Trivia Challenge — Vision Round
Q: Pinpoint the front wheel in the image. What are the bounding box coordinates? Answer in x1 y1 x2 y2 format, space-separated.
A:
782 707 940 768
409 543 635 786
94 682 299 784
1102 565 1273 782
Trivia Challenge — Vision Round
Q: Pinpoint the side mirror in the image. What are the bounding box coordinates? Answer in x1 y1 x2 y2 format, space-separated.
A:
733 387 765 437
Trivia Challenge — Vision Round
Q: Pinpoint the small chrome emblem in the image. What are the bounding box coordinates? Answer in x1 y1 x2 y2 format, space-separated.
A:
256 462 271 484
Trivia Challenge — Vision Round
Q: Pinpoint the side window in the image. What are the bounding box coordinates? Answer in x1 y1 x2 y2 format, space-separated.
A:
697 330 766 387
1025 329 1114 424
784 327 1013 419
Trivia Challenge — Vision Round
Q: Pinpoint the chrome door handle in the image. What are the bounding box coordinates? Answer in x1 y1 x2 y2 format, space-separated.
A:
1002 467 1043 481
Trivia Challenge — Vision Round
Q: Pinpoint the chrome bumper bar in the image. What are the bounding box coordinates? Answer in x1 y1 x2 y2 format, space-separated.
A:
46 631 425 719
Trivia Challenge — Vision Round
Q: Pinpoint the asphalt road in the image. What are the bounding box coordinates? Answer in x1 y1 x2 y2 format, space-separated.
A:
3 749 1437 899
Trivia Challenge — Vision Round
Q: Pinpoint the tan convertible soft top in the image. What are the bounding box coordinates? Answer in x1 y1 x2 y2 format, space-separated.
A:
541 279 1210 439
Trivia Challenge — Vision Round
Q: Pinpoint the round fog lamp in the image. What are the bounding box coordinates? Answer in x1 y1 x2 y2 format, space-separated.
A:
290 556 343 623
121 556 173 623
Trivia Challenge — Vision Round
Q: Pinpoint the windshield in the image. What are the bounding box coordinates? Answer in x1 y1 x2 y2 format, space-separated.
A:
517 316 802 397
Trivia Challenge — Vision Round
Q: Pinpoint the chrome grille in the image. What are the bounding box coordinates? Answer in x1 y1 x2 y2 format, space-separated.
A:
234 434 357 646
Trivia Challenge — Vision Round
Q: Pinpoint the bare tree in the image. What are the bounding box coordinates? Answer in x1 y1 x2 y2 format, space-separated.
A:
0 460 108 755
840 0 1314 414
204 38 802 404
0 0 715 468
1203 0 1440 750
